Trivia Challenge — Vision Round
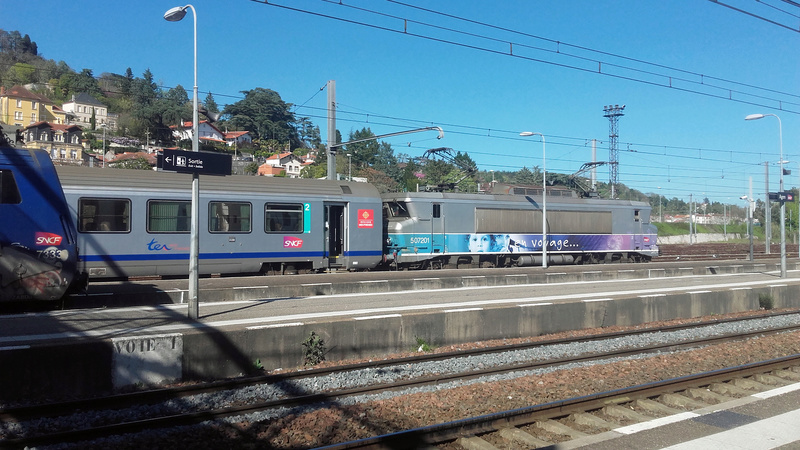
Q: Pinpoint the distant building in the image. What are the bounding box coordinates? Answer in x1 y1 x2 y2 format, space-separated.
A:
0 85 66 127
22 121 86 164
62 93 117 131
263 152 305 178
224 130 251 147
171 120 226 145
257 164 285 177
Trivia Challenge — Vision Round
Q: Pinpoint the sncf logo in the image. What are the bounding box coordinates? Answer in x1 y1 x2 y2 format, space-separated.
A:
284 237 304 248
643 237 650 243
35 232 63 246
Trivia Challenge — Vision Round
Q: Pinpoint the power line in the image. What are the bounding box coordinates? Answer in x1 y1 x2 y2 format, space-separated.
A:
248 0 800 113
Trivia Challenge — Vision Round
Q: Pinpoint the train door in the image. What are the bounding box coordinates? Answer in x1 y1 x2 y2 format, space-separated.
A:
633 209 643 250
325 203 345 267
432 202 444 254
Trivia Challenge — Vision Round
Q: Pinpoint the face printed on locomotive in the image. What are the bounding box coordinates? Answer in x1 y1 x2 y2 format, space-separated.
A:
467 234 491 252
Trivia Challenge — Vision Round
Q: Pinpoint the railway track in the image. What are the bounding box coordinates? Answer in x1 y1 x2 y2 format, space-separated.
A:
2 310 800 449
655 242 800 262
328 356 800 449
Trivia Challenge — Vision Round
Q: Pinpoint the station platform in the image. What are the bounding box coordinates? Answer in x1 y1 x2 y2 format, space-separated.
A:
571 381 800 449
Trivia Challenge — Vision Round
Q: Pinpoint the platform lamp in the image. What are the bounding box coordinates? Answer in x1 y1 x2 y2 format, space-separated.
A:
165 4 201 317
746 113 786 278
520 131 547 269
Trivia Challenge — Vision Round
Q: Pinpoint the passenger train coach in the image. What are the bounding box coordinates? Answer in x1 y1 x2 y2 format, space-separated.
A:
54 165 384 280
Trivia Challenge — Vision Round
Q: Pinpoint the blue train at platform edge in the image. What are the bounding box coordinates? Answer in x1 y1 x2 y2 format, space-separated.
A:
0 146 659 302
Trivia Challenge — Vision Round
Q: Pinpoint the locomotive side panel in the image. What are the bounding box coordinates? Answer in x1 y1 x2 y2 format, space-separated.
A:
383 191 658 267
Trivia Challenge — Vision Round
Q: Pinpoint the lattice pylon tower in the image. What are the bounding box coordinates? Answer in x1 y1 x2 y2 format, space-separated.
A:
602 104 625 198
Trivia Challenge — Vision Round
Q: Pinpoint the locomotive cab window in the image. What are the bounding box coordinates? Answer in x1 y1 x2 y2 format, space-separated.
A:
148 200 190 233
78 198 131 232
209 201 251 233
0 170 21 204
265 203 303 233
384 201 410 218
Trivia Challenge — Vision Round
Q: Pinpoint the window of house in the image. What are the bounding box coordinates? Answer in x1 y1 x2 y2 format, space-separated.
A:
265 203 303 233
14 111 22 120
71 150 77 159
31 113 36 122
209 201 251 233
16 99 21 107
0 170 22 204
40 132 47 141
148 200 190 232
31 101 37 109
78 198 131 232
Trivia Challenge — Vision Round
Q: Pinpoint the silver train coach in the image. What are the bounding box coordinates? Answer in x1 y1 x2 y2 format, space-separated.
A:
55 166 384 279
382 185 659 269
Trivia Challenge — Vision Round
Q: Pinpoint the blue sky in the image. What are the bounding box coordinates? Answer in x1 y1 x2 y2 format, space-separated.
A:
4 0 799 205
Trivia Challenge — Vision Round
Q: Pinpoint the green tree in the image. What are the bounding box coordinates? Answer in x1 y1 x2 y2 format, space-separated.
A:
204 92 219 114
5 62 36 85
515 166 537 185
224 88 301 148
344 128 380 168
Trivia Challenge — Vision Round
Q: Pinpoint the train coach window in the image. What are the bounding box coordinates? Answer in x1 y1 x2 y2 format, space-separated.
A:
148 200 190 233
0 170 21 204
265 203 303 233
209 201 251 233
78 198 130 232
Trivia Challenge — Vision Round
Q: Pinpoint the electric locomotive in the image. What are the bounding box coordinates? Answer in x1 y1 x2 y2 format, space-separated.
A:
382 184 659 269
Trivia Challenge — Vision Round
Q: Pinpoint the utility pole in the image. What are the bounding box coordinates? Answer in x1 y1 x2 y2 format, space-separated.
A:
326 80 337 181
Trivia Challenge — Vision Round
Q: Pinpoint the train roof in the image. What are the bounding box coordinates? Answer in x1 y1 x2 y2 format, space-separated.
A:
381 190 651 208
55 165 381 199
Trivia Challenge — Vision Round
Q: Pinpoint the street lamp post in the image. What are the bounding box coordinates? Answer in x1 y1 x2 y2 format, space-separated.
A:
746 113 786 278
346 153 352 181
520 131 547 269
165 4 201 317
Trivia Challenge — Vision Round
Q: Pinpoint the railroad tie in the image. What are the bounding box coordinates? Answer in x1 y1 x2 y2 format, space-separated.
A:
497 427 552 448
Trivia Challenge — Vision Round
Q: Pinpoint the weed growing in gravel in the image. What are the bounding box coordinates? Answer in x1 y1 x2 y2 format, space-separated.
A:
758 293 775 310
302 331 326 366
254 359 263 370
415 336 432 352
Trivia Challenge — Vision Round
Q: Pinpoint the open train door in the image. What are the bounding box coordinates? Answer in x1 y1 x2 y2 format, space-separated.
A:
325 203 345 268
